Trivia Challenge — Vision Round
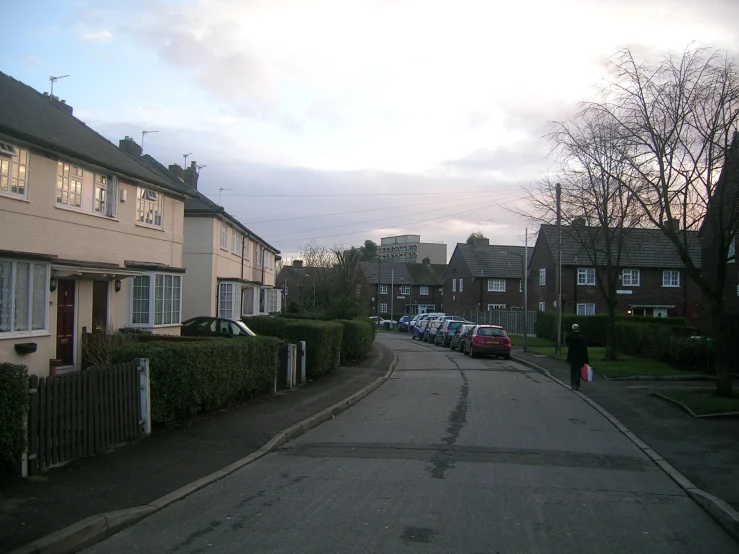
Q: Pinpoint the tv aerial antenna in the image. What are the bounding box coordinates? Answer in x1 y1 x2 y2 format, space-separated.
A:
49 75 70 97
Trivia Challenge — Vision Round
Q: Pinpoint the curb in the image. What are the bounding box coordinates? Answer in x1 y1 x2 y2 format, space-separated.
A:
651 392 739 419
10 349 399 554
514 355 739 544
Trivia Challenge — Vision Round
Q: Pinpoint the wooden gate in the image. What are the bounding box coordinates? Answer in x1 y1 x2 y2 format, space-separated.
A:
27 360 149 474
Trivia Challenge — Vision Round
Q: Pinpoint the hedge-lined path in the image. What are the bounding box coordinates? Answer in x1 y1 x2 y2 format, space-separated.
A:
513 348 739 516
0 341 394 554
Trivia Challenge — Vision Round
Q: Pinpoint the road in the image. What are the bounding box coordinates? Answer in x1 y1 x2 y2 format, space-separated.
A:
84 333 738 553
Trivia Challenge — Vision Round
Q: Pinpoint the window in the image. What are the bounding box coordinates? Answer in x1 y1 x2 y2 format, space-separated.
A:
539 268 546 286
243 238 251 260
136 188 163 228
218 282 241 319
452 279 457 292
255 244 262 266
577 303 596 316
519 279 523 293
379 285 388 295
663 270 680 287
231 231 241 254
0 144 29 198
420 286 429 295
57 162 83 208
578 268 596 286
93 174 117 217
400 285 410 295
131 273 181 326
487 279 506 292
539 301 546 312
220 223 229 250
459 279 463 292
622 269 640 287
488 304 506 310
379 303 388 312
268 289 280 313
0 260 48 334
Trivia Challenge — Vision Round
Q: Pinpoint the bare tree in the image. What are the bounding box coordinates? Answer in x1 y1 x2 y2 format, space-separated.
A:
299 241 334 314
528 109 644 360
590 46 739 396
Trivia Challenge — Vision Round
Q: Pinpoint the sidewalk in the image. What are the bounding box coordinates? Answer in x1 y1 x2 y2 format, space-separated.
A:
0 342 396 554
513 348 739 536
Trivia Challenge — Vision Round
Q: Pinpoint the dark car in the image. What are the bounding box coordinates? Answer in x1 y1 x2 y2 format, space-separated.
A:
181 317 257 338
412 318 430 340
462 325 511 359
398 315 410 332
424 320 443 342
450 324 474 351
435 320 467 347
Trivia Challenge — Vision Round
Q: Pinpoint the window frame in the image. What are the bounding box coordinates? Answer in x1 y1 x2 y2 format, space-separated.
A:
487 304 506 310
577 267 596 286
379 284 388 295
400 285 411 295
0 143 29 199
538 301 546 312
539 268 546 286
419 285 429 295
0 260 49 337
231 230 241 255
220 223 229 250
379 303 388 313
93 173 117 217
459 279 463 292
243 238 251 260
662 270 680 287
57 161 84 209
622 269 640 287
576 303 596 316
136 187 164 229
130 272 182 327
218 282 241 319
487 278 506 292
452 279 456 292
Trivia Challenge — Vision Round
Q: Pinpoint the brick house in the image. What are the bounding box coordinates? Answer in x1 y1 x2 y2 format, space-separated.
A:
529 224 702 322
360 259 446 316
442 239 531 314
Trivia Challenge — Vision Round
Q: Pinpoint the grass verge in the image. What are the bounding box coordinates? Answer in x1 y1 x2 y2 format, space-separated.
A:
654 389 739 416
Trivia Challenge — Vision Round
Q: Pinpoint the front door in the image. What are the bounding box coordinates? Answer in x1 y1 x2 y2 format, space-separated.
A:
92 281 109 333
56 279 76 365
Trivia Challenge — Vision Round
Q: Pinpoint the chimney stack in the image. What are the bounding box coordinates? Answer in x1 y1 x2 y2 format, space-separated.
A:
422 257 431 265
168 164 184 180
292 260 304 269
119 136 142 157
43 92 73 116
473 238 490 248
184 161 199 190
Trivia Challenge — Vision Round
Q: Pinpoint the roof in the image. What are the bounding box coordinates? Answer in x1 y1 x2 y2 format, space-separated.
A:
0 72 196 198
538 224 701 268
360 261 447 285
700 131 739 236
449 243 532 278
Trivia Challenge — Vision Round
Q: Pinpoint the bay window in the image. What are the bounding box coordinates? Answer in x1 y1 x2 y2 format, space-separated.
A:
131 273 181 326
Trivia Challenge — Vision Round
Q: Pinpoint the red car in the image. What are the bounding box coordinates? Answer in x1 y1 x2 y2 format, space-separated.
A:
462 325 511 359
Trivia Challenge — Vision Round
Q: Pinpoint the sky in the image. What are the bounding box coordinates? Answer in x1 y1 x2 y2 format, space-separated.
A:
2 0 738 262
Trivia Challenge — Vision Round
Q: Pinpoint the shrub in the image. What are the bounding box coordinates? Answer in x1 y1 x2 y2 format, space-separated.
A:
0 363 29 473
335 318 374 363
111 337 280 426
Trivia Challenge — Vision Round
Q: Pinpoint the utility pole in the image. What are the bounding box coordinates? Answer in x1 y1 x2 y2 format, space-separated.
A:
556 183 563 354
523 227 528 353
390 268 395 323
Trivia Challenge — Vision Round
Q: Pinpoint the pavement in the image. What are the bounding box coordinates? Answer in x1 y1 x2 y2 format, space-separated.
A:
1 333 738 553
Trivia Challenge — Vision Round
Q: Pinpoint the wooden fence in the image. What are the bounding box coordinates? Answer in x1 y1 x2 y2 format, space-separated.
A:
27 359 150 475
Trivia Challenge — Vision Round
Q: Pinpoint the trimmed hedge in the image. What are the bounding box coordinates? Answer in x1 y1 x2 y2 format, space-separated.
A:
335 319 374 363
0 363 29 473
111 337 280 426
244 316 344 378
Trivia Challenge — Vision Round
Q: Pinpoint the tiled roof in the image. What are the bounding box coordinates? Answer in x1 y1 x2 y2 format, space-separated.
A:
360 261 448 285
0 72 195 197
451 243 532 278
539 225 701 268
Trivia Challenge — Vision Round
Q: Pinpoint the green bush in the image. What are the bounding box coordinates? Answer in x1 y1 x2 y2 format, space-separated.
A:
0 363 29 473
336 318 374 363
111 337 280 426
244 316 344 379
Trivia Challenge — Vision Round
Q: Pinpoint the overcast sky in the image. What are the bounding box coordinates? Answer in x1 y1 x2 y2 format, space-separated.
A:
3 0 738 261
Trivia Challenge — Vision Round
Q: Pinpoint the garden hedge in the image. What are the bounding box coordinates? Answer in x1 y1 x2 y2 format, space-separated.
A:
335 318 375 363
111 337 280 426
0 363 29 473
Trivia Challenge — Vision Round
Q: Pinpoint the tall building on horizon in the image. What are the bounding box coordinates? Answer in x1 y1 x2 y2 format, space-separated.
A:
376 234 447 264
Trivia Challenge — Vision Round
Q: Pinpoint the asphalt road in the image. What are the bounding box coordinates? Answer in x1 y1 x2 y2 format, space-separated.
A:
82 334 738 553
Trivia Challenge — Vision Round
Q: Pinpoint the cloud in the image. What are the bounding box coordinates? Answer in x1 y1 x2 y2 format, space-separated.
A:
21 54 43 68
83 30 113 43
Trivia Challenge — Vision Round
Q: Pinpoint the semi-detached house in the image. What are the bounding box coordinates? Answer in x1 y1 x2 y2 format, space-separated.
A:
0 72 198 376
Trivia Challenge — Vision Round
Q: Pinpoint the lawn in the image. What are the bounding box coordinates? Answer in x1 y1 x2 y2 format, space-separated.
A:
523 345 690 378
654 389 739 416
508 335 557 348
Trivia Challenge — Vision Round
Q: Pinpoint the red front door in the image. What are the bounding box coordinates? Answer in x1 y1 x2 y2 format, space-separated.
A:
56 279 76 365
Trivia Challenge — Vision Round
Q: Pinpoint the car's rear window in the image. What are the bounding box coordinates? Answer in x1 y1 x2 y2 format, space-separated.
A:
448 322 462 330
477 327 507 337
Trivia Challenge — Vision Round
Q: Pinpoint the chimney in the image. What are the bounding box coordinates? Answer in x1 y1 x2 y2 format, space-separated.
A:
473 238 489 248
119 136 142 158
168 164 185 181
422 257 431 265
44 92 74 116
572 217 586 227
292 260 304 269
184 161 199 190
666 218 680 233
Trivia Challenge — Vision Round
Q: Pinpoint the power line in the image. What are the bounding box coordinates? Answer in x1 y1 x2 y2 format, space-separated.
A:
200 189 520 198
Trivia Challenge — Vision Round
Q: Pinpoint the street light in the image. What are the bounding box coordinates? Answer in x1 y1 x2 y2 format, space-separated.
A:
500 246 528 353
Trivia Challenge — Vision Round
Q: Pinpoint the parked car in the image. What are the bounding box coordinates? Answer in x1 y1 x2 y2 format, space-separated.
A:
369 316 394 328
181 316 257 338
424 320 443 342
412 318 430 340
398 315 410 332
462 325 511 359
450 324 475 351
435 320 468 347
409 314 423 331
